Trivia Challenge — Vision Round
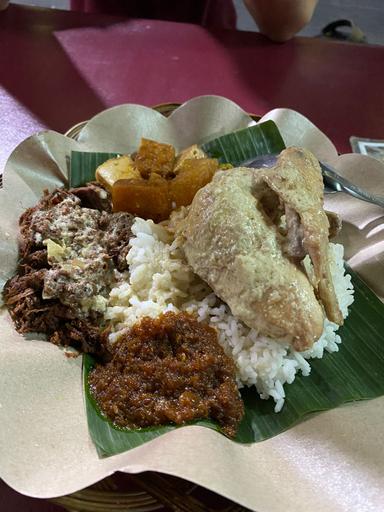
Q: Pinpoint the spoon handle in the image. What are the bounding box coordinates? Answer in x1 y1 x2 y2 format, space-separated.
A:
242 154 384 209
320 162 384 209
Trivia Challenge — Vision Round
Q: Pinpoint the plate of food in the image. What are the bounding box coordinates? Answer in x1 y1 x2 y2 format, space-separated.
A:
1 96 384 512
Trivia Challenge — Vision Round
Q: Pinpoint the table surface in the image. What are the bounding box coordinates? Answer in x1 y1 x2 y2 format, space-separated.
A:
1 4 384 511
1 3 384 174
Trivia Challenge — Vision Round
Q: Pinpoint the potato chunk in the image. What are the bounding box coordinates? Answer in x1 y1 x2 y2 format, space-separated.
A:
169 158 218 208
134 138 175 179
112 174 171 222
95 155 141 191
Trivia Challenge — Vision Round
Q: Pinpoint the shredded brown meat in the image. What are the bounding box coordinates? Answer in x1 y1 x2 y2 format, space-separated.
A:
3 185 134 355
89 312 244 438
69 182 111 212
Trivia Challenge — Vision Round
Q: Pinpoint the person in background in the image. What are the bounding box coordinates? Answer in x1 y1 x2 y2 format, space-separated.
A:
70 0 319 42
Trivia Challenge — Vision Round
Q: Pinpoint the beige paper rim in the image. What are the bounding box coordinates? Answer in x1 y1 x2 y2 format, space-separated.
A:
1 96 384 512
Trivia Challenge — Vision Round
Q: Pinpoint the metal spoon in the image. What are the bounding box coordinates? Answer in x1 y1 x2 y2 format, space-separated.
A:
242 154 384 208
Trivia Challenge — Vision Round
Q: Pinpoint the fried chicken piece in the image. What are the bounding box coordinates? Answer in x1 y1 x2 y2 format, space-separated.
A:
177 167 324 351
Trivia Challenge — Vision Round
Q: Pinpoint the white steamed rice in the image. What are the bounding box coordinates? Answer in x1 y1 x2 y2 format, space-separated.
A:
105 217 354 412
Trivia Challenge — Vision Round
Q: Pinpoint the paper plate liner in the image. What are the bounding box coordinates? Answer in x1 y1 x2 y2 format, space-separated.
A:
53 102 252 512
2 96 384 512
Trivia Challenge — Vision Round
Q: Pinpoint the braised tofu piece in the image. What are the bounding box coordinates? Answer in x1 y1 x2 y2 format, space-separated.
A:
95 155 141 191
103 141 218 219
174 144 206 173
134 138 176 179
112 174 171 222
169 158 218 208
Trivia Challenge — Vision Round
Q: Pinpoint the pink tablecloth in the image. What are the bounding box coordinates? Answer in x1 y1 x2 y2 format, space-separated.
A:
1 3 384 175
